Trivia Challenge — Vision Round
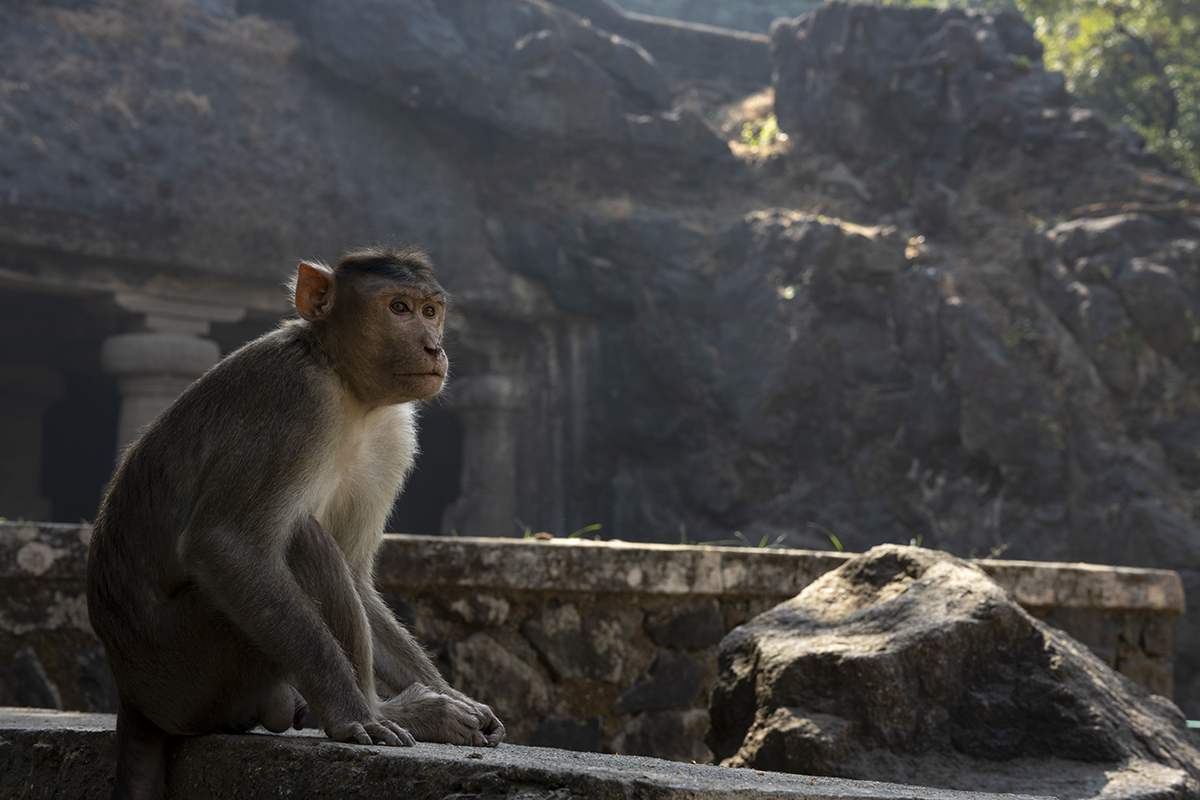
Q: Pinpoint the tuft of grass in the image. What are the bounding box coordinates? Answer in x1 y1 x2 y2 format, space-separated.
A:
808 521 843 552
741 113 786 149
733 530 790 549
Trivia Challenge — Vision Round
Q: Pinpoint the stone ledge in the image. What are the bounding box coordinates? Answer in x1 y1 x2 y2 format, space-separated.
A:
978 560 1186 614
0 707 1052 800
374 534 854 597
0 524 1185 613
375 534 1185 615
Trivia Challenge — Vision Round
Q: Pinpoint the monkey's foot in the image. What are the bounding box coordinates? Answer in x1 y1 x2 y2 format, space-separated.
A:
380 684 505 747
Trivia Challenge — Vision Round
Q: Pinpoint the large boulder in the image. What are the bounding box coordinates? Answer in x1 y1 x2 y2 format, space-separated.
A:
708 545 1200 799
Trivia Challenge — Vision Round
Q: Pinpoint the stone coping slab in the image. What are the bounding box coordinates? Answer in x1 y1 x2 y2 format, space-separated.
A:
0 707 1053 800
375 535 1185 613
0 523 1185 614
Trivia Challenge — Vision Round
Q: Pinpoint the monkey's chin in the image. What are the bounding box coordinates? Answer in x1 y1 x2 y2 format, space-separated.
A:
392 373 445 402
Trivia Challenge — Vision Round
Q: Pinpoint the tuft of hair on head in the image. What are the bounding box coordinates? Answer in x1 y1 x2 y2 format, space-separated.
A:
335 244 446 300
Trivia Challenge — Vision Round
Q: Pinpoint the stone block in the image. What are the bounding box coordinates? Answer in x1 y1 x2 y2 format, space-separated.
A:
645 599 725 650
613 650 709 713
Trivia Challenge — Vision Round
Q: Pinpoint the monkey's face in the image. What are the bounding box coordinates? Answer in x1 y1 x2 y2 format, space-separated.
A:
333 285 448 406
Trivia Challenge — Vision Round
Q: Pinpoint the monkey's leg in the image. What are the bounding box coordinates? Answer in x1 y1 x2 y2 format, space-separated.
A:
111 585 297 738
363 588 504 746
172 518 410 748
112 697 171 800
283 517 417 746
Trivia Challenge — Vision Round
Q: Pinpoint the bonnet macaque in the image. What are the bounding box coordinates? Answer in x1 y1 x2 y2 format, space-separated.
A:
87 245 503 800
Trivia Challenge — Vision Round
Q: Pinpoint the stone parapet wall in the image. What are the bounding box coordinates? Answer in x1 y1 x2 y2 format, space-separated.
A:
0 523 1185 763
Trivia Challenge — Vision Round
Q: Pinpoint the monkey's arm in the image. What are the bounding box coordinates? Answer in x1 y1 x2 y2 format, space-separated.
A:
180 520 412 747
360 587 448 691
361 587 505 745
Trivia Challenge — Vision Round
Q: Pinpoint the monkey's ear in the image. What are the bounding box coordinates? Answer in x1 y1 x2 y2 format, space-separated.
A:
295 262 335 321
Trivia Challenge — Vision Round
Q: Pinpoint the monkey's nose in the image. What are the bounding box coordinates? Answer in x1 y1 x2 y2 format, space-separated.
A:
427 341 444 358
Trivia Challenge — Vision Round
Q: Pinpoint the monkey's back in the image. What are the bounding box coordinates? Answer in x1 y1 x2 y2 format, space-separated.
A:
86 323 340 628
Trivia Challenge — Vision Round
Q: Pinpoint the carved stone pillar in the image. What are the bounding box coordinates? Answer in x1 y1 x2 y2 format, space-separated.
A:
101 333 220 457
441 374 526 537
101 295 244 458
0 364 65 520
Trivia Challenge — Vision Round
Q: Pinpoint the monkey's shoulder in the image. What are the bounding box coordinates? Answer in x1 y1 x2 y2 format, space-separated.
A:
180 325 337 424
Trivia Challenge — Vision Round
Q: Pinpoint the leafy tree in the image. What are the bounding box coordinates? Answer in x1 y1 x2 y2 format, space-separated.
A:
1024 0 1199 180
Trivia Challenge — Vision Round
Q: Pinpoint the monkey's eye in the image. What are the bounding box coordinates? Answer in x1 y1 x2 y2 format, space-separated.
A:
390 301 410 314
423 305 437 318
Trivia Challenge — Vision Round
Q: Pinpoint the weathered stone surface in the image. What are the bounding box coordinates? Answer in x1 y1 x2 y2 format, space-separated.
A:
447 593 513 627
645 598 725 649
553 0 773 87
526 713 605 752
613 650 710 713
0 707 1057 800
768 2 1171 232
312 0 671 144
10 648 61 711
772 3 1049 165
610 708 713 762
709 545 1200 799
448 632 554 722
606 0 821 35
1025 208 1200 710
521 604 643 683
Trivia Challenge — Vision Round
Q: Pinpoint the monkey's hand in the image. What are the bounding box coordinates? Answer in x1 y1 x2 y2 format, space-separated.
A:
380 683 505 747
325 716 416 748
446 687 505 747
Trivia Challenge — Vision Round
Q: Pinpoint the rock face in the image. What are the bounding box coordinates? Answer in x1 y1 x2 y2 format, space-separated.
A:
770 3 1168 230
485 1 1200 717
708 545 1200 799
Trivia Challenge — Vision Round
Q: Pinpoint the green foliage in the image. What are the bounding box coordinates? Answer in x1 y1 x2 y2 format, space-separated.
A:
741 114 786 148
733 530 791 548
518 519 603 540
568 523 603 539
808 521 844 551
1025 0 1200 180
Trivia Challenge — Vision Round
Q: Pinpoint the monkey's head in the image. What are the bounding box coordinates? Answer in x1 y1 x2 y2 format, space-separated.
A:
294 245 449 406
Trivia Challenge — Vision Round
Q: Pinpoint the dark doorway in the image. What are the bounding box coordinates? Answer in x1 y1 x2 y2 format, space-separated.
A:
387 410 464 535
41 371 121 524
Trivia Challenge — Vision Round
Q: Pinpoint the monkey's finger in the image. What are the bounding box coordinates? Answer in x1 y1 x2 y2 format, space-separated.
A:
338 723 373 746
363 721 405 747
484 722 506 746
381 719 416 747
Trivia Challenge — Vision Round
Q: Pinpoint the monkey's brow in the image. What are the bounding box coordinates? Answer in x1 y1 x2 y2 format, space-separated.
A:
382 288 446 307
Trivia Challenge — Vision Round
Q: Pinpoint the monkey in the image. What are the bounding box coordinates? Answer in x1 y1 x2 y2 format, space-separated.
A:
86 244 504 800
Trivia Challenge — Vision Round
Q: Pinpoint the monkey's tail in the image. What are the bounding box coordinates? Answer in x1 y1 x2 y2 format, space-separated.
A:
111 698 171 800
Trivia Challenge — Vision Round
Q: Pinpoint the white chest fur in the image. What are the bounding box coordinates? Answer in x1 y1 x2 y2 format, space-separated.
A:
309 401 419 570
